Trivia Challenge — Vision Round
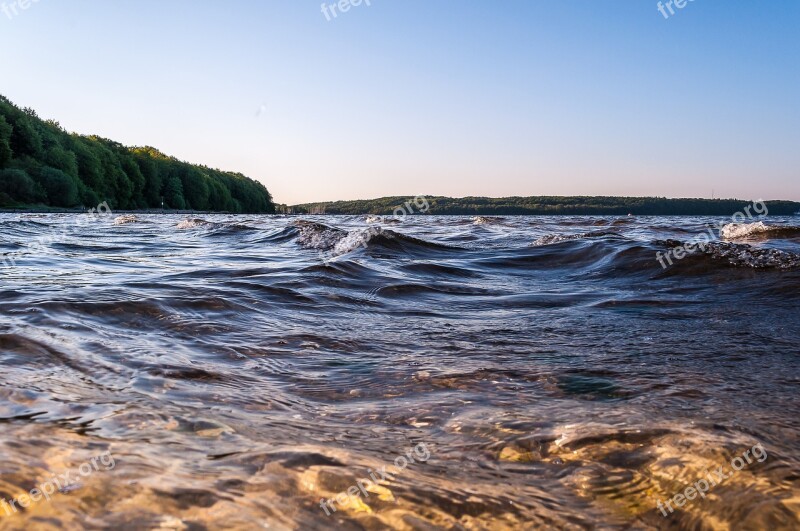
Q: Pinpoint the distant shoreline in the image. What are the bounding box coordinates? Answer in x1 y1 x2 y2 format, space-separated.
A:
0 208 221 215
287 196 800 217
4 195 800 217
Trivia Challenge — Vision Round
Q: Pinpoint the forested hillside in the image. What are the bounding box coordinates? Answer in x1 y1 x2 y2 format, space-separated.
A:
0 95 274 212
292 196 800 216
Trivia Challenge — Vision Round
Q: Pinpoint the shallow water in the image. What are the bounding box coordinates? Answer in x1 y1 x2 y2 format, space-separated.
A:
1 213 799 530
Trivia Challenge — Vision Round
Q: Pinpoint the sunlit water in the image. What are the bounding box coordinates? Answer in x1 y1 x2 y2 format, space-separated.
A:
1 213 799 530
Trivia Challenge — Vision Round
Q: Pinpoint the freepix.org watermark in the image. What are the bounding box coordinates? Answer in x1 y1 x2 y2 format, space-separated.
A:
1 0 41 20
320 442 431 516
321 0 370 22
656 199 767 269
657 0 696 20
319 195 429 265
1 451 116 517
1 201 112 269
655 443 767 517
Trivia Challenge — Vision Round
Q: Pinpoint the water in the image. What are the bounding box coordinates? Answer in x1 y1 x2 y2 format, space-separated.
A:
1 213 799 530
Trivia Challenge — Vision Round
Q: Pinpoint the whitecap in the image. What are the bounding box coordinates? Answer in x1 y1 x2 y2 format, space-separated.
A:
720 222 774 240
177 218 214 230
113 215 139 225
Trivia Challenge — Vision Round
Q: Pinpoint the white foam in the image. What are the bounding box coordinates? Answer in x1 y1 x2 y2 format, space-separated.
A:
532 231 617 247
532 234 569 246
295 221 346 251
721 222 774 240
177 218 213 230
113 215 139 225
704 242 800 269
332 227 384 255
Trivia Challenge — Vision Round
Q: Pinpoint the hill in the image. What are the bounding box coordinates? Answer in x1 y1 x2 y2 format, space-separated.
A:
0 95 274 213
289 196 800 216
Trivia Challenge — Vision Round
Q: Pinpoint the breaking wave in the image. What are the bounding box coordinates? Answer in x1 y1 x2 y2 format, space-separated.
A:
704 242 800 270
532 231 622 246
656 238 800 270
177 218 217 229
721 222 800 240
113 215 141 225
293 219 458 259
473 216 504 225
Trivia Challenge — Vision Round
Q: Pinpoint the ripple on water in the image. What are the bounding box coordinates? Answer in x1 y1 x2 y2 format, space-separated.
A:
0 214 798 528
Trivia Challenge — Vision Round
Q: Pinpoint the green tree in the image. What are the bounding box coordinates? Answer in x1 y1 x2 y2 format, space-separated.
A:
35 167 80 207
71 138 105 195
5 111 42 158
0 94 275 212
0 169 42 203
120 154 146 208
0 115 12 168
131 151 161 207
44 146 79 179
180 167 210 210
208 178 233 211
163 175 186 209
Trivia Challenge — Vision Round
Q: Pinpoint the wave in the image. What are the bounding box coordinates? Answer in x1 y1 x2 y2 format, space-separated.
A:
703 242 800 269
293 220 347 251
175 219 261 237
509 236 800 276
656 238 800 271
532 231 622 246
609 217 637 226
251 225 303 244
365 215 401 224
207 223 260 237
473 216 504 225
721 222 800 240
400 262 481 279
292 220 459 260
335 228 460 256
479 238 638 273
114 215 141 225
0 219 51 228
177 218 217 230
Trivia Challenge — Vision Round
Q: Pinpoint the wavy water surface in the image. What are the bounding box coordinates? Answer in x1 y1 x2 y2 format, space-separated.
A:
0 213 799 530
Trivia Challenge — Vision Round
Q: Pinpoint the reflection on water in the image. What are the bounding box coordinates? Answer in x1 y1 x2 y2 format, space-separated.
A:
1 213 799 529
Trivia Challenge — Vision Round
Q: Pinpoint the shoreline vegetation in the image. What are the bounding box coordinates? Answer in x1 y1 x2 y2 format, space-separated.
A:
4 197 800 217
0 95 275 213
287 196 800 216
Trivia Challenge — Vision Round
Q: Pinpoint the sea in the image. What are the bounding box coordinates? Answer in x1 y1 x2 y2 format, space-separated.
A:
0 213 799 530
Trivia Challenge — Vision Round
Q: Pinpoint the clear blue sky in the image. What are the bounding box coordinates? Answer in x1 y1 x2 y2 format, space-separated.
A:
1 0 798 204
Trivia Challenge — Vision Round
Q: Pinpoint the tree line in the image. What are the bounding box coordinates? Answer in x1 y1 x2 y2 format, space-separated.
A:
292 196 800 216
0 95 274 213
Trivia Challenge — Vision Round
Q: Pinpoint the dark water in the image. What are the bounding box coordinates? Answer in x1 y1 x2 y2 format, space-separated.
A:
1 213 799 530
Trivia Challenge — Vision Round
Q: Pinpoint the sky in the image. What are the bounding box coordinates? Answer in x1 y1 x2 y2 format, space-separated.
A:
0 1 798 205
